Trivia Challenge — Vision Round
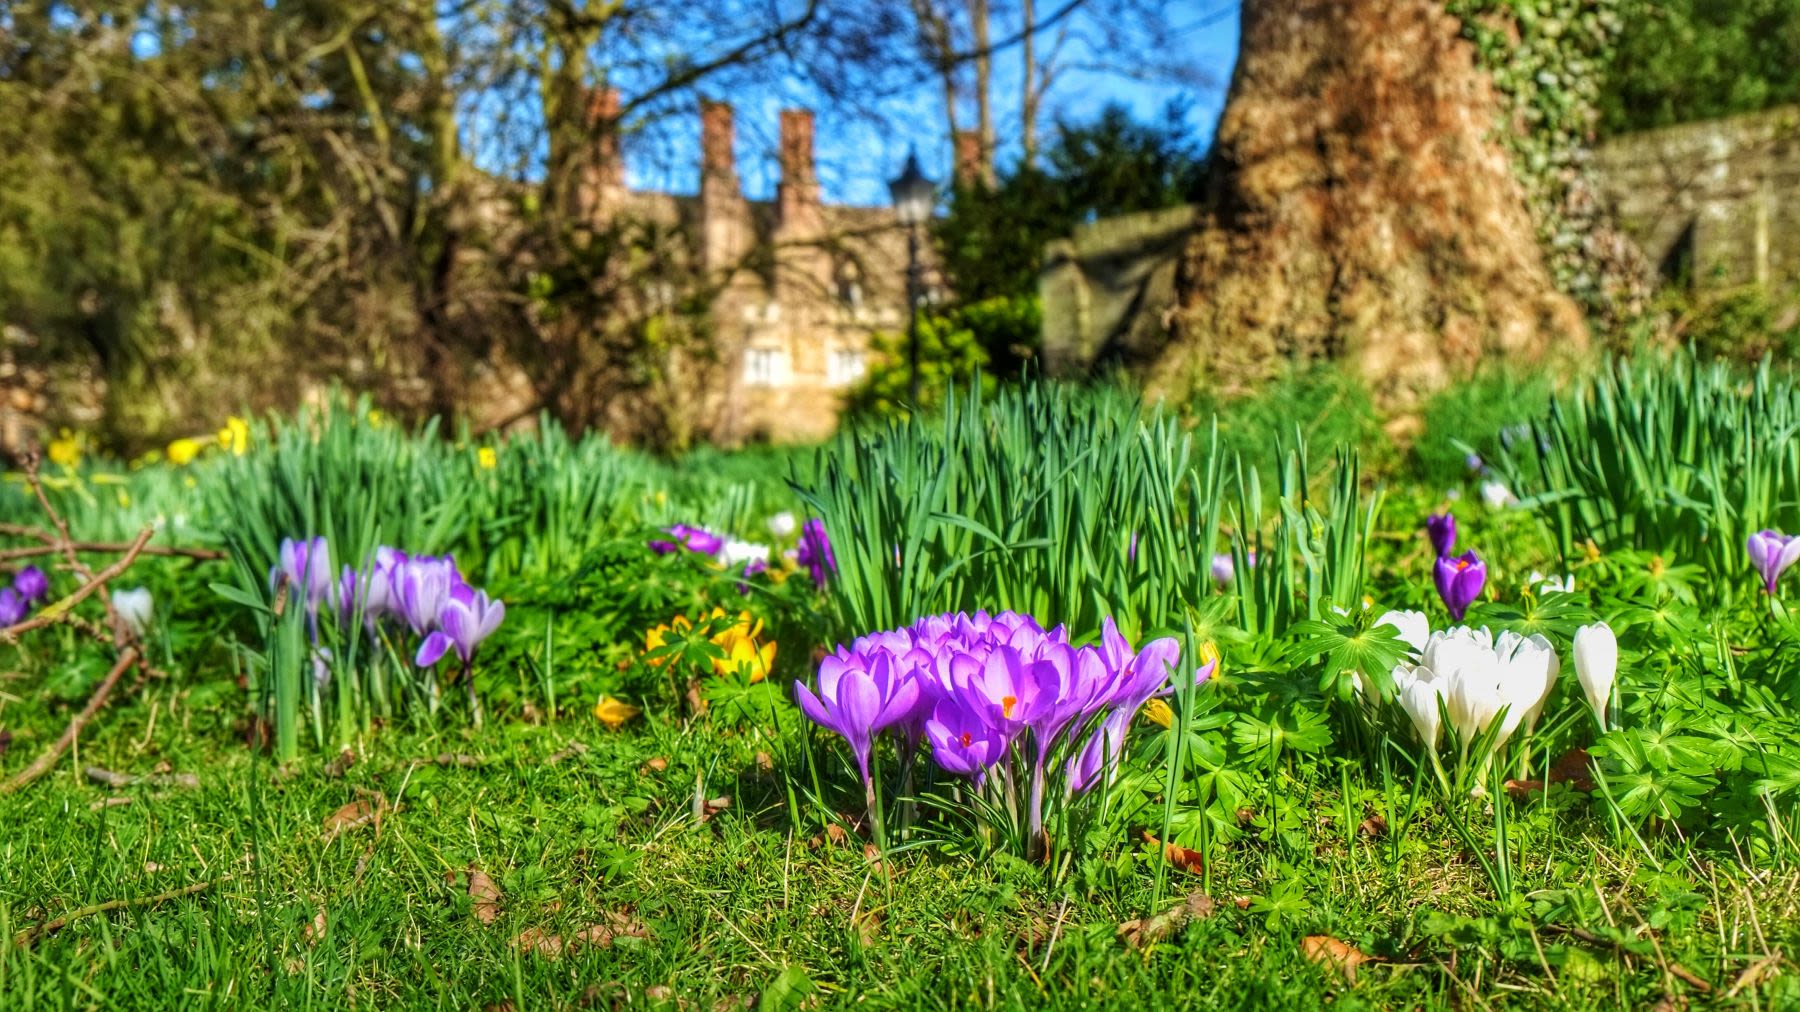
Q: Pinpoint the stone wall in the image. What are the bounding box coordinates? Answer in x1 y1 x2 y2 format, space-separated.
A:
1590 105 1800 289
1038 206 1196 375
1038 106 1800 379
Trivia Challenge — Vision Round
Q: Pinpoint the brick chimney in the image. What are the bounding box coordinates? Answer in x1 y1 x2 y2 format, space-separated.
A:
954 130 985 188
576 86 626 222
777 109 821 222
699 99 747 274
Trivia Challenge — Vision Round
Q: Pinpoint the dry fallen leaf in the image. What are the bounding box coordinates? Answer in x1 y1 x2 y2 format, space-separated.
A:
1506 747 1596 799
645 985 674 1001
467 866 503 925
1143 831 1205 874
304 908 327 947
1725 951 1783 998
512 912 647 959
89 796 132 812
644 756 669 772
321 797 387 840
144 862 164 873
323 749 357 778
698 796 731 822
1358 814 1388 838
593 696 642 730
754 751 774 772
1301 934 1372 984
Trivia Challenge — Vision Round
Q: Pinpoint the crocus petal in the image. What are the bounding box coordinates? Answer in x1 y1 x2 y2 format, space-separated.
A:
415 631 453 668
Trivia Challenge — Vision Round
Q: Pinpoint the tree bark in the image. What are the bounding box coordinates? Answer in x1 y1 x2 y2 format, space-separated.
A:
1158 0 1586 404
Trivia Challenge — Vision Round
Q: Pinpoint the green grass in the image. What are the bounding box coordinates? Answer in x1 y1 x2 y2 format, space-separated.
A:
3 709 1793 1010
7 359 1800 1009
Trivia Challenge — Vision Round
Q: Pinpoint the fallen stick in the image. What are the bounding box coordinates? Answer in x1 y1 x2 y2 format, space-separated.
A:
0 647 140 795
84 766 201 790
12 876 227 948
0 542 225 564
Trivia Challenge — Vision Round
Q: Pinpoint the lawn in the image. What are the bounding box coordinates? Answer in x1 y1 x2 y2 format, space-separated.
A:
3 360 1800 1010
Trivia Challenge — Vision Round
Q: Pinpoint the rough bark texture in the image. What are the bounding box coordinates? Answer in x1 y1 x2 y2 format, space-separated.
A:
1159 0 1586 404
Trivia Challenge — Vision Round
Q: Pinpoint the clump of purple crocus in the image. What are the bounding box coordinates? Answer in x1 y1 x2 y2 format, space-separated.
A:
0 565 51 627
649 524 724 557
793 519 835 589
1434 550 1487 621
794 609 1211 854
1747 529 1800 595
273 537 505 721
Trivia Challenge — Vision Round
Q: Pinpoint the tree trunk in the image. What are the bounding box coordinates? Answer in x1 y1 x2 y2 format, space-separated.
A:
1158 0 1586 404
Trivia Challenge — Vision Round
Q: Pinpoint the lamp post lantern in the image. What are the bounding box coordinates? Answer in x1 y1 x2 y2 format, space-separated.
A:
888 151 935 408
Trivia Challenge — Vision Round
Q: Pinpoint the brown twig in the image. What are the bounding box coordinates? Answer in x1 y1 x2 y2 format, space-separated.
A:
0 541 225 564
12 875 228 948
0 527 154 642
0 647 140 795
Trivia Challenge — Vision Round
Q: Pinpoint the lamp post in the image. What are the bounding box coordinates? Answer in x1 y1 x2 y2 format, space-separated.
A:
888 151 935 408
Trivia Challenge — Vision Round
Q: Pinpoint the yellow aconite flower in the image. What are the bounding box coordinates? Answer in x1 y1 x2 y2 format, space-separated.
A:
1198 641 1221 675
642 609 776 681
366 409 385 427
593 695 642 729
216 416 250 455
166 438 202 466
710 610 776 682
477 446 497 470
47 430 81 468
1143 698 1175 728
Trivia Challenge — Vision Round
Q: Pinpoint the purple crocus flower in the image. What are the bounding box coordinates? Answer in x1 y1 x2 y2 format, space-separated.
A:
649 524 724 556
923 698 1006 778
271 536 333 610
1209 553 1234 586
794 519 836 589
1747 529 1800 595
1068 708 1132 796
794 650 921 784
1433 550 1486 621
415 584 506 667
12 565 49 603
396 555 460 634
0 587 26 627
1426 513 1456 559
1128 531 1139 564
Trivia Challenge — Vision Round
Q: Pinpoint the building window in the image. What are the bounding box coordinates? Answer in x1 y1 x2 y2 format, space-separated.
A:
744 347 789 387
827 347 866 386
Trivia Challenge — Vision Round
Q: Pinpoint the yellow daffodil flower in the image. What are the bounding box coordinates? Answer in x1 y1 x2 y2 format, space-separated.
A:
216 416 250 455
166 438 201 466
47 430 81 468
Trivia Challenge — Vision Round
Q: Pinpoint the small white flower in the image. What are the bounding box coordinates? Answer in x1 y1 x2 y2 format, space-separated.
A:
766 512 797 538
718 539 771 567
1529 570 1575 594
1480 481 1516 509
1573 622 1618 731
114 586 154 636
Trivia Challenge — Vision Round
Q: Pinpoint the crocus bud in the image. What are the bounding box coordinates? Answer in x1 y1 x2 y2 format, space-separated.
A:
1426 513 1455 559
1573 622 1618 731
114 586 154 636
1398 677 1444 750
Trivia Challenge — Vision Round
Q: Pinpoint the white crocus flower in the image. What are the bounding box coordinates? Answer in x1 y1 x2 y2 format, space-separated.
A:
1573 622 1618 731
1376 610 1432 654
718 539 771 568
1492 630 1560 742
1480 481 1516 509
766 512 797 538
114 586 154 636
1398 675 1445 750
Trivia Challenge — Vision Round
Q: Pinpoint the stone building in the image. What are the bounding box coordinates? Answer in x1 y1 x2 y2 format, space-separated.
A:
579 92 936 443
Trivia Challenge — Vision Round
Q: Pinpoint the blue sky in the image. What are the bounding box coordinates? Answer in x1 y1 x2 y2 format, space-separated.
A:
624 3 1242 207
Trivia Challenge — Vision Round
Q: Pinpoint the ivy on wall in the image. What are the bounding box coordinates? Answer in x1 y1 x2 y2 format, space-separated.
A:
1448 0 1650 330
